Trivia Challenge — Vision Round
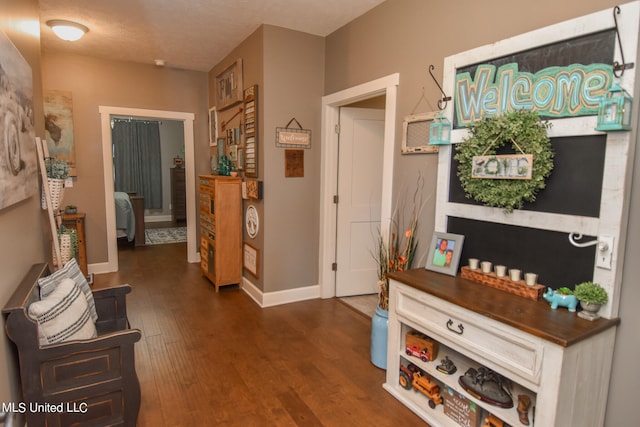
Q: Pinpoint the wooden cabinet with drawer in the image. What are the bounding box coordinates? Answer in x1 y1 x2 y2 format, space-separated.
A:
198 175 242 292
385 269 619 427
171 167 186 222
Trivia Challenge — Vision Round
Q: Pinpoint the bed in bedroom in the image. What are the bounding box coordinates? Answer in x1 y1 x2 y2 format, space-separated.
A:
115 192 145 246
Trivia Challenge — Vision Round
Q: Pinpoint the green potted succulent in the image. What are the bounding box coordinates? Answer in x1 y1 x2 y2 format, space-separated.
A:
64 205 78 214
573 281 608 321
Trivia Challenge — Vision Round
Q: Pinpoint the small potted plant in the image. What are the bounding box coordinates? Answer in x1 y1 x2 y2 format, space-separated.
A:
573 281 608 321
64 205 78 214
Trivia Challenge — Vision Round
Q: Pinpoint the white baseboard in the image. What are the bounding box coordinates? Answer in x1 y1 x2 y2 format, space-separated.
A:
88 262 114 275
242 277 320 307
145 215 173 222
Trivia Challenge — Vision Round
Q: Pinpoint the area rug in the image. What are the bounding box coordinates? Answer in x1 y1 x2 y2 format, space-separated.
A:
145 227 187 245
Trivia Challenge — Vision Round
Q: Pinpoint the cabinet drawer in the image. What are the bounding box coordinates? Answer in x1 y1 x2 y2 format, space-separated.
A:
393 281 543 385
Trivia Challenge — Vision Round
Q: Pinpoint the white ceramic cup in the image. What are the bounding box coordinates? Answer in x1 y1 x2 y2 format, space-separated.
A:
495 265 506 277
481 261 492 274
509 269 522 282
525 273 538 286
468 258 479 270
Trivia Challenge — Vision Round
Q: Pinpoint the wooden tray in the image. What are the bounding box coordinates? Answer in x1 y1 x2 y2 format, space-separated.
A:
460 266 545 301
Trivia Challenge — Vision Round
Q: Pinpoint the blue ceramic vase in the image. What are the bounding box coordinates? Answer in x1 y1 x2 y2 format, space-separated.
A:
370 305 389 369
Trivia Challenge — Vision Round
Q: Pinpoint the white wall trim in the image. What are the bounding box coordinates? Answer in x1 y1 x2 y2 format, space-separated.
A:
242 277 320 307
97 106 198 273
319 73 400 299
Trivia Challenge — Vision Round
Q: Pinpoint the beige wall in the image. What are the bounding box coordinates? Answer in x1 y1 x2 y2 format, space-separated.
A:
324 0 636 425
209 26 324 293
210 27 265 288
0 0 46 408
262 26 324 292
42 53 209 263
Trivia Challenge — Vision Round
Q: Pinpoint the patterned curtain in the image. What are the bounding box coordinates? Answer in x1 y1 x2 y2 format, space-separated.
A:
112 119 162 209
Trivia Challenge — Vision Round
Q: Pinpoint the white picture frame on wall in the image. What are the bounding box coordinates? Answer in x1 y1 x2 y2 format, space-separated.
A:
401 112 439 154
209 107 217 147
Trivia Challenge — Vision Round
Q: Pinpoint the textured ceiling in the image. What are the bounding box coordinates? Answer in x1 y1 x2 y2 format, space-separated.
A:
39 0 385 72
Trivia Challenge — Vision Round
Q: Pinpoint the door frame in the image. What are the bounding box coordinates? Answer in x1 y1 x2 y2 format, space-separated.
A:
319 73 399 299
99 106 197 273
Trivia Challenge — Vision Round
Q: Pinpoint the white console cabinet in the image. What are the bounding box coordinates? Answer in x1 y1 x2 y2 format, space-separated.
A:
385 269 619 427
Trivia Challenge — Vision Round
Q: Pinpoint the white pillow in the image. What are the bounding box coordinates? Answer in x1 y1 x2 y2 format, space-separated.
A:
38 258 97 322
29 278 97 346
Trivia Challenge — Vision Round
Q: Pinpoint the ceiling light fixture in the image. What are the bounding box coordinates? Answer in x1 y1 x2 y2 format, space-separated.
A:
46 19 89 41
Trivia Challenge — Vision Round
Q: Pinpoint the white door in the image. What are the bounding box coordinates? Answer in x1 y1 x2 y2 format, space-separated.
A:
335 107 385 297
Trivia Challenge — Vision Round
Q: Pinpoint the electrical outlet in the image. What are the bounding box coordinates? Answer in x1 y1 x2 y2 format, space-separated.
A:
65 177 73 188
596 235 614 270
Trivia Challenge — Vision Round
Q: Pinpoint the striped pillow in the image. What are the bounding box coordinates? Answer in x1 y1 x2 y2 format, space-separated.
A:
38 258 97 322
28 278 97 346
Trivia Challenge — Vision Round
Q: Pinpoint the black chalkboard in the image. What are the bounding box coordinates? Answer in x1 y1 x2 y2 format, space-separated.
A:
444 29 615 288
449 134 607 217
447 217 595 289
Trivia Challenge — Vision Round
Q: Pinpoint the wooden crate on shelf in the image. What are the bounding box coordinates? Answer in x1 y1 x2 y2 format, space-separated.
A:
460 266 545 301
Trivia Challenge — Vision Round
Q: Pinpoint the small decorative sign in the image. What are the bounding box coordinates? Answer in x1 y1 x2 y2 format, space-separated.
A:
284 149 304 177
276 117 311 148
471 154 533 180
443 386 482 427
243 242 259 277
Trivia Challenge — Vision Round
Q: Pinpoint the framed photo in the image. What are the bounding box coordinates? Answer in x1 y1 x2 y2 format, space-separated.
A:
243 242 259 277
215 58 243 110
209 107 217 146
401 112 439 154
425 232 465 276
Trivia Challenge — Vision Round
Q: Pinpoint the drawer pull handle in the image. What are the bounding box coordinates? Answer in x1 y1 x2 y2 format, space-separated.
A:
446 319 464 335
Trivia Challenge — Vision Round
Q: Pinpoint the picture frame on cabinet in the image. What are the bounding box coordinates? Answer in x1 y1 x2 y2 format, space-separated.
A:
426 232 465 276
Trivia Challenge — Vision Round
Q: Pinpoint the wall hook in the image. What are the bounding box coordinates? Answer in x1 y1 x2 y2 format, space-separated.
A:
428 65 451 110
612 5 634 77
568 232 599 248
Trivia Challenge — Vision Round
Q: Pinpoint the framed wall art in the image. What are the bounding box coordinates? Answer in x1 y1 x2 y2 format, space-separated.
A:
216 58 243 110
426 232 465 276
243 242 259 277
0 30 38 210
209 107 217 146
243 85 258 177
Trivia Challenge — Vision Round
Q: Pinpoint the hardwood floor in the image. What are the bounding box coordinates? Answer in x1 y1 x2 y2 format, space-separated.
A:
94 243 425 426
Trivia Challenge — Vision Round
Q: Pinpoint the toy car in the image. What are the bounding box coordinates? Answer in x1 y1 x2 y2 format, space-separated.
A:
405 344 431 362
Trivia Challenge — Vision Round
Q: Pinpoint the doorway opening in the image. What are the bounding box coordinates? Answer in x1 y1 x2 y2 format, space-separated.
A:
99 106 197 273
319 73 399 300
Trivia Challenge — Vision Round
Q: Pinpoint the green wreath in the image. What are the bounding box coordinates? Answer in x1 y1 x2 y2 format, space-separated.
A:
454 110 554 212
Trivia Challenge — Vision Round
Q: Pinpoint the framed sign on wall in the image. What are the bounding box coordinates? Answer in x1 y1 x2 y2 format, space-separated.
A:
216 58 243 110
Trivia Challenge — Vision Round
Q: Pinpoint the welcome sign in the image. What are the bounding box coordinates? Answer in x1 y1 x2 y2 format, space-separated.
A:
455 62 614 126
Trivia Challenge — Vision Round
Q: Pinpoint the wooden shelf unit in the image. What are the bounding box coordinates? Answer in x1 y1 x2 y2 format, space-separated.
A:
171 167 186 222
198 175 243 292
385 269 619 427
60 212 88 276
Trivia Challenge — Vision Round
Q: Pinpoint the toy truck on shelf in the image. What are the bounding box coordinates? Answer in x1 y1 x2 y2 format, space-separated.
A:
405 330 439 362
399 363 443 409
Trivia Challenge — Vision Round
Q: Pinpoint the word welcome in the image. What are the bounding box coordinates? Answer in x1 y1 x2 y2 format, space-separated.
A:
455 62 613 126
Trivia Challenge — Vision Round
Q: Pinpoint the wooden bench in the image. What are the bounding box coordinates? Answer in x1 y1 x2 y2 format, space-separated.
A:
2 263 141 427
